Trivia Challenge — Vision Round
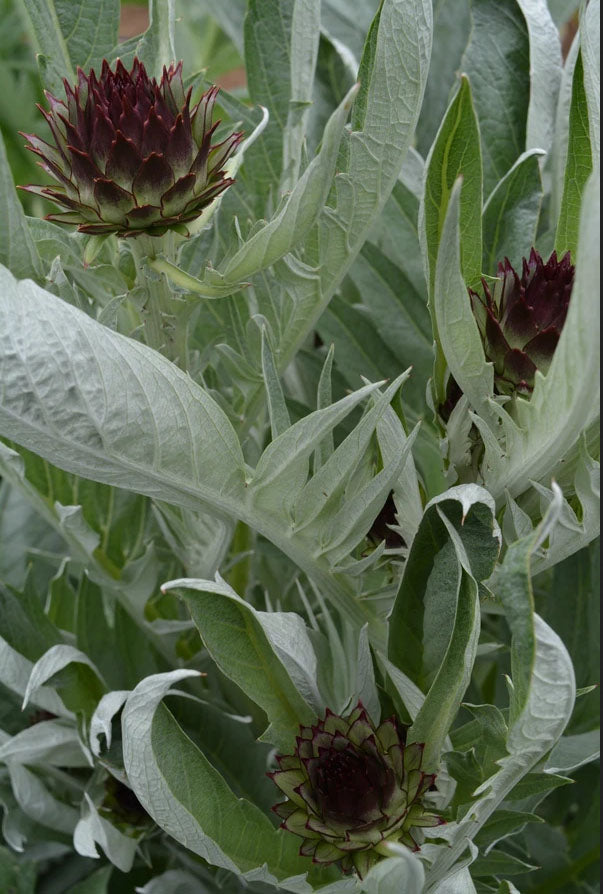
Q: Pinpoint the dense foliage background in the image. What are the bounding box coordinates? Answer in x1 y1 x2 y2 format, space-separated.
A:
0 1 599 892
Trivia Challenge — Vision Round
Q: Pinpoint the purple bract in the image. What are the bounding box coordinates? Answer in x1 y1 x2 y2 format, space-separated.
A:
20 58 243 237
269 702 444 878
470 249 575 396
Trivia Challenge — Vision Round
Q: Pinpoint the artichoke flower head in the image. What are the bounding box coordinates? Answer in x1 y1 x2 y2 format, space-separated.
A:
20 58 243 237
470 249 575 396
269 702 444 878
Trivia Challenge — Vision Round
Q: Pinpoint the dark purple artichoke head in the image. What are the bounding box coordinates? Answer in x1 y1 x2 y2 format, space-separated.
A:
269 703 444 878
470 249 574 396
20 58 243 237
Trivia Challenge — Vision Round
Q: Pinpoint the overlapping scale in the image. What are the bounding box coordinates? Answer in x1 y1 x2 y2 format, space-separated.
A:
269 702 444 878
19 57 243 237
469 249 574 396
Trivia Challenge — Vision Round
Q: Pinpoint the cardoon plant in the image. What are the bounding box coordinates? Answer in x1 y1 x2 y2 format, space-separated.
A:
0 0 598 892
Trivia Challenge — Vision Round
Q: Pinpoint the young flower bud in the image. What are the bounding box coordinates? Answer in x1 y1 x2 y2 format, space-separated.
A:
19 59 243 237
269 703 444 878
470 249 574 396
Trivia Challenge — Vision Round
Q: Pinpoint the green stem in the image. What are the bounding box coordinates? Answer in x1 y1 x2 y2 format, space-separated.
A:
129 233 189 371
225 521 253 596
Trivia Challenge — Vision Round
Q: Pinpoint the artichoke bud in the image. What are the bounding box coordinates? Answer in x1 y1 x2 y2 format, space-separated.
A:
470 249 574 396
19 58 243 237
269 702 444 878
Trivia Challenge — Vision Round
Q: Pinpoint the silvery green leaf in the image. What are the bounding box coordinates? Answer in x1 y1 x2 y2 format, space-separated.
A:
420 75 483 298
0 444 101 570
74 794 137 872
503 612 575 757
0 635 68 719
527 449 600 572
23 645 105 711
378 655 425 721
581 0 600 166
330 541 387 576
244 0 295 195
425 503 575 887
0 270 248 518
555 49 594 257
121 669 240 874
261 329 290 439
503 491 536 545
433 179 496 424
548 0 580 23
0 720 89 768
375 406 423 545
152 503 234 579
428 612 575 887
545 728 600 773
474 809 544 853
250 379 382 502
460 0 529 197
516 0 562 158
408 570 481 771
144 258 248 299
54 0 120 72
482 149 545 275
89 691 130 757
121 670 320 883
321 0 378 63
314 343 335 468
277 0 433 367
321 424 418 565
0 783 38 853
218 83 358 284
0 132 41 280
430 867 478 894
415 0 471 156
0 481 63 589
17 0 74 94
253 611 325 715
551 32 580 229
8 763 79 835
360 848 425 893
281 0 322 191
420 76 482 404
292 374 410 531
162 577 318 748
389 484 499 688
354 626 381 725
134 0 176 76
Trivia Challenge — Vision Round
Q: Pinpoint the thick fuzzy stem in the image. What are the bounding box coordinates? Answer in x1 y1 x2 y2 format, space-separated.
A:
129 233 189 371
